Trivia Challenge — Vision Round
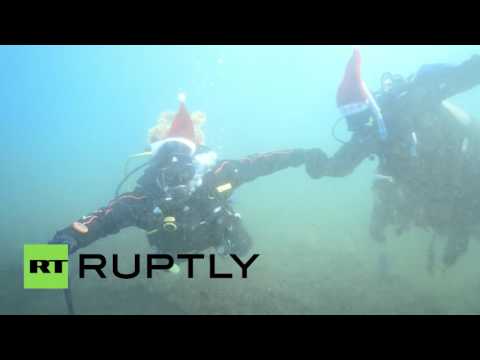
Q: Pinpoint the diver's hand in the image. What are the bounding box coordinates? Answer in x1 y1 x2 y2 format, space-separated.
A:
305 148 329 179
50 232 79 255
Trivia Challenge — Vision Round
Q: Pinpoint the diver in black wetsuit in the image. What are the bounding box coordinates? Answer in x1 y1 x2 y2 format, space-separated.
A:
305 48 480 270
50 99 311 264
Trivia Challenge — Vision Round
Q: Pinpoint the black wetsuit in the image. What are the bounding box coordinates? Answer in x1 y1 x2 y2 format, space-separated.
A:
306 55 480 267
52 149 307 258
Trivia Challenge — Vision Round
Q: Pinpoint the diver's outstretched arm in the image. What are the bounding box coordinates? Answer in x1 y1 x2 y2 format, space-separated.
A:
50 192 151 253
407 54 480 108
202 149 309 194
305 132 378 180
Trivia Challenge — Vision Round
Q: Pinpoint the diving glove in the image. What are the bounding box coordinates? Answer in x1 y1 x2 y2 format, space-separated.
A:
50 232 79 255
305 148 329 179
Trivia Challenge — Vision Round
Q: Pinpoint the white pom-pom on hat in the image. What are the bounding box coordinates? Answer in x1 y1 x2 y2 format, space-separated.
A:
178 92 187 103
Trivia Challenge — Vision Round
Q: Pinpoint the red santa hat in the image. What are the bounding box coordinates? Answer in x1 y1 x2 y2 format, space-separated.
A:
151 93 198 156
336 47 371 117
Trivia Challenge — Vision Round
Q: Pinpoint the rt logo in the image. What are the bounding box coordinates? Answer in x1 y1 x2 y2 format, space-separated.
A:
24 244 69 289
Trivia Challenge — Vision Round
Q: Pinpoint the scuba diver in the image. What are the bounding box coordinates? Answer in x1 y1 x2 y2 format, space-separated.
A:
50 95 312 268
305 47 480 273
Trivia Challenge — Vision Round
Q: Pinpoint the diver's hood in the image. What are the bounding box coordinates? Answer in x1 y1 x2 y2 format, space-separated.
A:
150 137 217 171
140 139 218 199
150 137 197 157
156 146 218 208
117 137 218 200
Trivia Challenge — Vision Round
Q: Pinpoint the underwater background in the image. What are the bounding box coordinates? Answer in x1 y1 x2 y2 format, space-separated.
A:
1 45 480 315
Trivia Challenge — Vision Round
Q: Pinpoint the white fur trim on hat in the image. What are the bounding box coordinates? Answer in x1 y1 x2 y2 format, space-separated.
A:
339 102 370 117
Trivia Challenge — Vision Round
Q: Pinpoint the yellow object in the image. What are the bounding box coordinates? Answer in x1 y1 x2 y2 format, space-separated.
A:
146 229 159 236
216 183 233 193
163 217 177 232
